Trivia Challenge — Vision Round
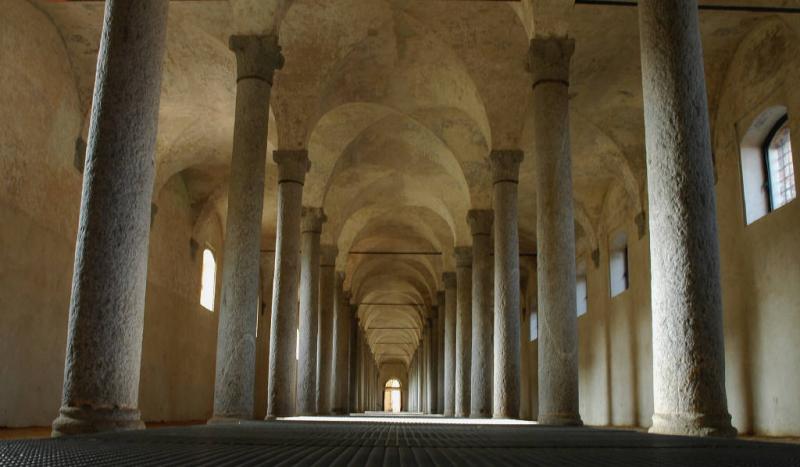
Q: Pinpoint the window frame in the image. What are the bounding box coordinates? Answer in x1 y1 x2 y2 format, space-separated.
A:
761 114 795 211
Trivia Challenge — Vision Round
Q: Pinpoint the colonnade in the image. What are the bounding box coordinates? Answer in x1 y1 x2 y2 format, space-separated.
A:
53 0 735 439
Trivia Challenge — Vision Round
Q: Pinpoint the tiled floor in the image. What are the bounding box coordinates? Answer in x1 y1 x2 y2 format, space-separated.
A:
2 417 799 466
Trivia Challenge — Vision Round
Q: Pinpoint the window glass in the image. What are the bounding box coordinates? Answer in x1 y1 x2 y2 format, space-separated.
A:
200 248 216 311
576 276 588 317
529 311 538 342
609 230 629 297
766 120 796 210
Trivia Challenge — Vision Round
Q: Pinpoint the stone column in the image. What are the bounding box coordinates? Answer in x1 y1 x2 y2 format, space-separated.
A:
639 0 735 437
331 275 350 414
295 208 326 416
428 314 438 413
349 308 359 413
468 210 493 418
436 292 445 413
529 37 582 427
491 150 523 419
454 247 473 417
254 251 275 419
316 248 337 414
425 319 435 413
51 0 169 437
442 273 457 416
210 34 284 425
266 150 310 419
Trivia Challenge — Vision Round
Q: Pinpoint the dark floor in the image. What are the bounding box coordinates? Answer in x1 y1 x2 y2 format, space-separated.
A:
2 419 799 466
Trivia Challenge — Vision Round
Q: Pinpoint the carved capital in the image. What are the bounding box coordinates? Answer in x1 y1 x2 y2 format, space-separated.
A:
490 149 524 184
528 36 575 87
229 34 284 84
300 207 326 234
442 272 457 289
274 149 310 184
320 244 338 267
467 209 493 236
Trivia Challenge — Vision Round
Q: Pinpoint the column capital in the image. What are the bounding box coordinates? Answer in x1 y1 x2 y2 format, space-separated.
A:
229 34 284 84
300 207 326 234
442 272 457 289
490 150 524 184
274 149 310 184
320 244 338 267
528 36 575 87
467 209 493 236
454 246 472 268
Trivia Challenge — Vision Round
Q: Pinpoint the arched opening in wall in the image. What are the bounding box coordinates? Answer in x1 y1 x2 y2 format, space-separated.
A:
741 107 797 224
609 230 629 298
384 379 402 413
200 248 216 311
576 259 588 317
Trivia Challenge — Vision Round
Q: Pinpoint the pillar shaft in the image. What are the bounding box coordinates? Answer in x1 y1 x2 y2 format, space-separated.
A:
348 309 359 413
469 210 493 418
442 273 457 416
331 274 350 414
52 0 168 437
211 34 284 424
639 0 735 437
316 251 337 414
529 37 582 427
266 150 310 419
295 208 326 415
425 320 435 413
454 248 473 417
436 292 445 414
491 150 523 419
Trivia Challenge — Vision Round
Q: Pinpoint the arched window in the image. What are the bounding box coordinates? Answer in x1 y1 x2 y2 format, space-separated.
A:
576 260 588 317
764 116 796 210
741 108 796 224
200 248 216 311
384 379 402 413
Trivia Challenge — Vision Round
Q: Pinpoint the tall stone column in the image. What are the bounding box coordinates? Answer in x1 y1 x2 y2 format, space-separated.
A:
316 248 337 414
427 315 437 413
454 247 473 417
425 319 435 413
52 0 169 437
468 210 494 418
349 309 359 413
639 0 735 437
210 34 284 425
266 150 310 419
442 272 457 416
436 292 445 413
491 150 523 419
529 37 583 427
295 208 326 416
332 274 350 414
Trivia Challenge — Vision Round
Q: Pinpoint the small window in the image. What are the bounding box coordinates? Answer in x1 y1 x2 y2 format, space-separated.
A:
609 230 628 298
529 311 538 342
741 108 796 224
576 260 588 317
200 248 216 311
764 116 796 210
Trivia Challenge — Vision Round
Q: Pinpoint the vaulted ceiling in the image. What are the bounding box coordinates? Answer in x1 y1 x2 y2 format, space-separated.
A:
35 0 799 366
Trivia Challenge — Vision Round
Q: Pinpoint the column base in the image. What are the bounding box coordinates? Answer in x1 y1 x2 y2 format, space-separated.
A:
650 412 736 437
52 406 145 437
330 408 347 415
537 412 583 426
470 412 491 419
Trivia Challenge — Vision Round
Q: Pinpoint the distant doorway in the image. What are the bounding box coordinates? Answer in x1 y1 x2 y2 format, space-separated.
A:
383 379 402 413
